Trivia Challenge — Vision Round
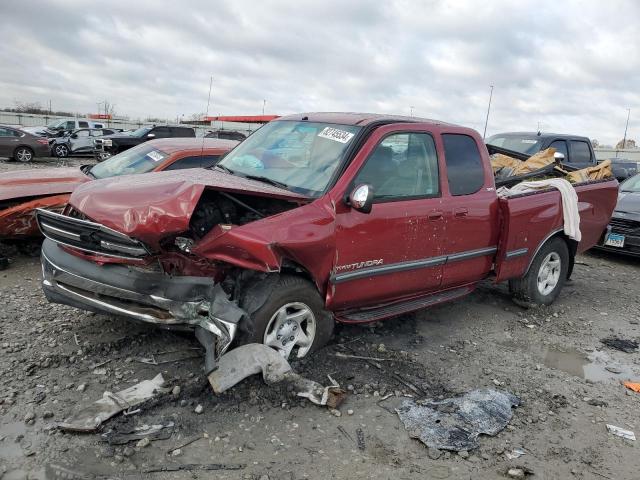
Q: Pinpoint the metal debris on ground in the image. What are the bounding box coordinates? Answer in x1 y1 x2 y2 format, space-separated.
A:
505 448 527 459
606 424 636 441
102 422 175 445
143 463 246 473
58 374 168 432
208 343 346 408
395 388 520 451
601 337 639 353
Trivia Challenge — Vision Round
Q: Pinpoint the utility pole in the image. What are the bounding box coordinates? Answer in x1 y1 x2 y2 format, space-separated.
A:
482 85 494 140
622 108 631 150
262 99 266 116
410 106 414 117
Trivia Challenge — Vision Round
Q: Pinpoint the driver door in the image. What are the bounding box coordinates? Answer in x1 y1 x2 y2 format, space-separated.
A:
69 129 92 153
330 128 445 310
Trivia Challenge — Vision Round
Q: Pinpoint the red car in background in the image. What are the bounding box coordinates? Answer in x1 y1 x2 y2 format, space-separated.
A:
0 138 238 248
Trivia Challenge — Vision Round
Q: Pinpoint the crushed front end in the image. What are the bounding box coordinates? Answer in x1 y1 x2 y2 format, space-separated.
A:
36 208 245 359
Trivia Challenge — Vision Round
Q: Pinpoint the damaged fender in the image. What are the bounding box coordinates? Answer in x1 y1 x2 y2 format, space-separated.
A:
0 194 69 239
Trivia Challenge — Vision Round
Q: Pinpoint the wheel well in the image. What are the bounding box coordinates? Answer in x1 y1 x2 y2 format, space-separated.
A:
525 231 575 279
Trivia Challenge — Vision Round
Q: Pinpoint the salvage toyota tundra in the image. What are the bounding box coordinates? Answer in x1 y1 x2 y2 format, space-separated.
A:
36 113 618 368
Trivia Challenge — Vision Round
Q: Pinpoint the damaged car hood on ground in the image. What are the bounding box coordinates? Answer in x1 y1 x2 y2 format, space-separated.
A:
67 168 309 245
0 167 88 202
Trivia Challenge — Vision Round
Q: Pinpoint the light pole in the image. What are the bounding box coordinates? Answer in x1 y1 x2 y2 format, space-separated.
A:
482 85 494 140
622 108 631 149
262 99 266 116
410 106 414 117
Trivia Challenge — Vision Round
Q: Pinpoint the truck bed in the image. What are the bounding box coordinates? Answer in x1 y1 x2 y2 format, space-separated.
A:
494 178 618 282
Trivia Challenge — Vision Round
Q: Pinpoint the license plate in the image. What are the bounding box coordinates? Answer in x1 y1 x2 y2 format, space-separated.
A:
604 232 625 248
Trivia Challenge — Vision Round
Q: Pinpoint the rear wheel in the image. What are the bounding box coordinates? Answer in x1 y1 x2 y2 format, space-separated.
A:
14 147 33 163
509 237 569 307
241 275 334 359
54 144 69 158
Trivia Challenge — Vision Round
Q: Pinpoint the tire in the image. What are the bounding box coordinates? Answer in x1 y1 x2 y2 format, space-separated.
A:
241 275 334 359
14 147 34 163
54 144 69 158
509 237 569 307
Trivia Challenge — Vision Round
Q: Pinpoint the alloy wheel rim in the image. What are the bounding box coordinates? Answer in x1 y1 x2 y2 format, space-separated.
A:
17 149 32 162
56 145 68 156
537 252 561 296
263 302 316 359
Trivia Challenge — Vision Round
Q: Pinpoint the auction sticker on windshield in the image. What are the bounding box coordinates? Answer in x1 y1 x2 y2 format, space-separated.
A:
146 151 165 162
318 127 355 144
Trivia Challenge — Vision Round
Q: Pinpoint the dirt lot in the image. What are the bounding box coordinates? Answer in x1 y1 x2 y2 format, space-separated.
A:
1 157 639 480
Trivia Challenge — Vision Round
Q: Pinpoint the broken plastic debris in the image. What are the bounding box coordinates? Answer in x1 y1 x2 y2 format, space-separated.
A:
208 344 346 408
58 374 168 432
623 381 640 393
396 388 520 451
102 421 175 445
606 424 636 441
505 448 527 459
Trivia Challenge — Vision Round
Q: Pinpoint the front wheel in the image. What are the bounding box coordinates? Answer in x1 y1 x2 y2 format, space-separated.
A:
14 147 34 163
509 237 569 307
241 275 334 359
54 144 69 157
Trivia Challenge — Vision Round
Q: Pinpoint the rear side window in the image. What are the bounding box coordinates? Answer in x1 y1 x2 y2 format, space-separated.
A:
569 140 591 163
78 121 89 128
164 155 220 171
442 134 484 196
172 127 195 137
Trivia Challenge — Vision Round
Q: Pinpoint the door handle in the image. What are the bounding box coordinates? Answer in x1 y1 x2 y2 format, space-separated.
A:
428 211 443 220
454 208 468 218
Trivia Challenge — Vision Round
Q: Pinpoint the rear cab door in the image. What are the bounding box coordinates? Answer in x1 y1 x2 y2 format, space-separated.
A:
567 138 595 169
438 129 500 288
328 123 446 310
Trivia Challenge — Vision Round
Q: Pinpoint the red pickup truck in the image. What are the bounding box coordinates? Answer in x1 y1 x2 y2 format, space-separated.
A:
36 113 617 365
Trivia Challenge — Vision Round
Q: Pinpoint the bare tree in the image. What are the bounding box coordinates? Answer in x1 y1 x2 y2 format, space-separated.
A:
616 138 636 149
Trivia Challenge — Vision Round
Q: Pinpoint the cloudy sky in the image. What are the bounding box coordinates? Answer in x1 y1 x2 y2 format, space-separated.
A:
1 0 638 144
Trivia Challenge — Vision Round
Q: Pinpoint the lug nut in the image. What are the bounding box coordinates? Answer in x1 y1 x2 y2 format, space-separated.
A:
277 335 281 340
289 336 294 341
293 325 298 331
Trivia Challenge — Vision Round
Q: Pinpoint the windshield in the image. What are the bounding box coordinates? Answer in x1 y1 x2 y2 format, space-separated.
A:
46 120 64 129
130 126 152 137
487 135 543 155
621 174 640 192
89 143 169 179
218 120 361 196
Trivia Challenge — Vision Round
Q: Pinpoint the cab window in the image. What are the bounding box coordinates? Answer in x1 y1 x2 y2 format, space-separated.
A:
354 132 440 200
442 134 484 196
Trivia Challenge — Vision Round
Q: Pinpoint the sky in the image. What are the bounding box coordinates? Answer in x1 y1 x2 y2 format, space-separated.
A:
1 0 638 145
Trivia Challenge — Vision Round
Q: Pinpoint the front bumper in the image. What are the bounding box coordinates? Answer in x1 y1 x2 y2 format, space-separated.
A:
594 225 640 257
41 239 244 353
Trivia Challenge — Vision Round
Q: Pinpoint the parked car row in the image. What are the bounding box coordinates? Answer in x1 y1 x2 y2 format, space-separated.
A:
0 123 197 162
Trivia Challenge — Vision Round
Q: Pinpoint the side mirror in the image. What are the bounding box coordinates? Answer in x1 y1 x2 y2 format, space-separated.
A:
147 133 155 138
554 152 565 161
348 184 374 214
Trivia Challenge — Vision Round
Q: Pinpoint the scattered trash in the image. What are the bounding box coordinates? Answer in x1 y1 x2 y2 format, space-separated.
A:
194 404 204 414
623 381 640 393
102 422 175 445
505 448 527 460
606 424 636 441
58 374 168 432
166 434 207 455
605 366 623 374
208 344 346 408
136 437 151 448
395 388 519 451
143 463 245 473
507 467 526 479
337 425 353 441
601 337 639 353
356 427 366 451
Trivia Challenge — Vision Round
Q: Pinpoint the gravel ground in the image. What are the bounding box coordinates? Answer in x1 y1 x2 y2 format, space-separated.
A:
1 157 639 479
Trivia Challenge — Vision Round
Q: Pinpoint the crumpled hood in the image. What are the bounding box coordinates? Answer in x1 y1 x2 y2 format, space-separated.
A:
69 168 307 245
614 191 640 222
0 167 88 202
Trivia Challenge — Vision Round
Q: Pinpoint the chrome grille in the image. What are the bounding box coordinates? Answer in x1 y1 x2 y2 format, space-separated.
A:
36 208 149 259
609 217 640 235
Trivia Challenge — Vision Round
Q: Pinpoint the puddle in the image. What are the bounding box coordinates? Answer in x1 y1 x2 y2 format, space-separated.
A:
0 421 27 459
543 347 637 382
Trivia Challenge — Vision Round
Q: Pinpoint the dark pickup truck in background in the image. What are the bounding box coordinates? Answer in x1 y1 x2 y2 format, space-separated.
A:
487 132 638 181
93 124 195 160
